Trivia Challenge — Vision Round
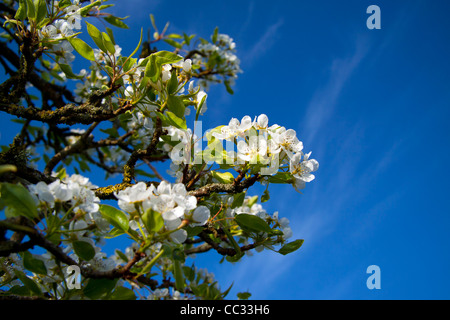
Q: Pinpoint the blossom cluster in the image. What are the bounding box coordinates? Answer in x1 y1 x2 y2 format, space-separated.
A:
211 114 319 190
115 181 210 244
191 33 243 90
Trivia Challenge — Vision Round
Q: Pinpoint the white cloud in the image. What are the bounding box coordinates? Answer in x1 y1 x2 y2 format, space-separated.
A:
241 18 284 67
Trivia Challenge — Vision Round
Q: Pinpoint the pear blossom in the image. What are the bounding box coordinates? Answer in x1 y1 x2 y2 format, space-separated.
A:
272 128 304 158
236 135 269 164
213 115 252 140
253 114 269 130
190 206 211 226
115 182 154 213
174 59 192 73
161 64 172 82
289 152 319 191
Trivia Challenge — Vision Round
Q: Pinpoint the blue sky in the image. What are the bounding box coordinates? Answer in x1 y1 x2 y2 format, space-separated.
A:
2 0 450 300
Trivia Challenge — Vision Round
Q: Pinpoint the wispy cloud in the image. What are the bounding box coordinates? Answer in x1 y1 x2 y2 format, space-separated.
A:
241 18 284 67
301 37 369 146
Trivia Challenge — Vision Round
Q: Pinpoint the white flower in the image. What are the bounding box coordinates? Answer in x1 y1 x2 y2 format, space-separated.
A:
213 116 252 140
253 114 269 130
190 206 210 226
161 64 172 82
174 59 192 73
237 135 268 164
65 5 82 30
195 90 208 115
272 128 303 158
289 152 319 191
29 181 55 206
115 182 154 213
48 180 73 202
39 25 58 40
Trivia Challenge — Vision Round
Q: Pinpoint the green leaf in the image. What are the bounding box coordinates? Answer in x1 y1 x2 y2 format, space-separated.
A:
185 226 203 237
110 286 136 300
173 259 185 292
115 249 129 263
128 28 143 59
86 21 108 53
83 278 118 299
152 50 183 65
167 95 185 118
142 208 164 233
104 15 129 29
99 204 129 232
102 31 116 55
278 239 304 255
211 171 234 184
261 188 270 203
220 222 241 255
0 183 38 219
247 195 258 208
67 37 96 61
237 292 251 300
212 26 219 43
167 69 179 95
25 0 35 20
234 213 273 234
231 192 246 209
57 0 72 9
58 63 84 79
35 0 47 24
163 38 182 49
144 55 159 82
14 270 42 296
157 110 187 130
102 32 116 54
78 0 101 17
73 240 96 261
105 27 116 45
15 0 27 20
23 252 47 275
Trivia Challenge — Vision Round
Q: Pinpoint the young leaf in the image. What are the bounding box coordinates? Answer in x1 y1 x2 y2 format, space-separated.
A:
58 63 84 79
234 213 272 234
102 32 116 55
144 55 159 82
231 192 246 209
86 21 108 53
212 26 219 43
25 0 35 21
73 240 96 261
0 183 38 219
99 204 129 232
167 69 179 95
165 111 187 130
278 239 304 255
142 208 164 233
152 50 183 65
14 270 42 296
173 259 185 292
15 0 27 21
110 286 136 300
35 0 47 24
78 0 101 17
211 171 234 184
83 278 118 299
104 15 129 29
67 37 96 61
23 252 47 275
167 95 185 118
